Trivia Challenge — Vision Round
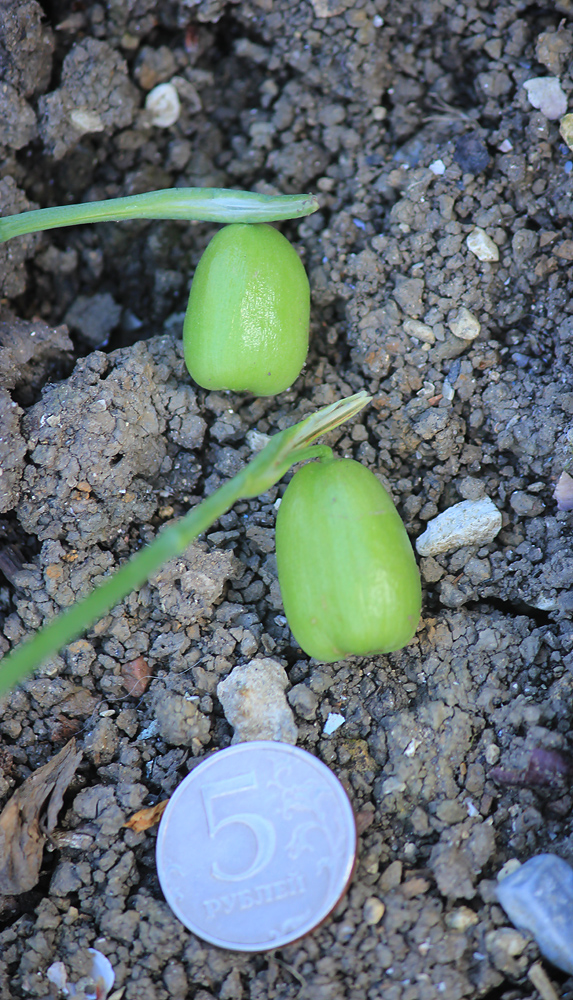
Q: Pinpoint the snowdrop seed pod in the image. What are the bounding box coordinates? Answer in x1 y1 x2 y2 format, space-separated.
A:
276 458 421 662
183 223 310 395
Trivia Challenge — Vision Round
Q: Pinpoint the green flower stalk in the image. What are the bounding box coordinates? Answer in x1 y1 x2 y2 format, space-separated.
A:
0 392 370 696
0 188 319 243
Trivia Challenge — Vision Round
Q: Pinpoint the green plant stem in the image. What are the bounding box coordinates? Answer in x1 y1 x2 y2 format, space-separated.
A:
0 391 370 696
0 188 319 242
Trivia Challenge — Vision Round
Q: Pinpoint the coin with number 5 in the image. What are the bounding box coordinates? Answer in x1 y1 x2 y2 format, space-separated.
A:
156 741 357 951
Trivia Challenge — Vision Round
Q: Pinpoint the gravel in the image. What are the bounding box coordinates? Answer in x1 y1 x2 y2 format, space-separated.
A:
1 1 573 998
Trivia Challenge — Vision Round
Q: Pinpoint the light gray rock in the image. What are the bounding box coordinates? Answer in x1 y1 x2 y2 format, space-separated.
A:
416 498 502 556
38 38 138 159
466 227 499 262
153 691 211 749
448 307 481 341
497 853 573 974
217 657 298 744
523 76 567 119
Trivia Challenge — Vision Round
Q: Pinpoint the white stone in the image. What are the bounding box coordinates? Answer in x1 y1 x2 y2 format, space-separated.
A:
416 498 502 556
324 712 345 735
466 227 499 262
448 306 481 341
404 738 420 757
246 428 271 452
403 318 435 344
498 139 513 152
497 858 522 881
217 657 298 744
145 82 181 128
445 906 479 931
429 159 446 175
523 76 567 120
47 963 68 992
69 109 105 133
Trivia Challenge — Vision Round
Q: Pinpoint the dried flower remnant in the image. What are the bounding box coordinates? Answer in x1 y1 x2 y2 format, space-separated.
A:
554 470 573 511
0 739 82 895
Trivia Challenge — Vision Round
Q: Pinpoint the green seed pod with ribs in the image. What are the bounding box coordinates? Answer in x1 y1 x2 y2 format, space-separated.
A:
276 458 421 662
183 222 310 395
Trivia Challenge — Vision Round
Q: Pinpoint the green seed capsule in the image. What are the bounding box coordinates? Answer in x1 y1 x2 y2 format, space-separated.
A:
276 458 421 662
183 223 310 395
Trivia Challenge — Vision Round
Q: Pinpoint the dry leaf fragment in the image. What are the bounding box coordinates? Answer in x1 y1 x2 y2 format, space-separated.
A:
123 799 168 833
121 656 153 697
0 738 82 895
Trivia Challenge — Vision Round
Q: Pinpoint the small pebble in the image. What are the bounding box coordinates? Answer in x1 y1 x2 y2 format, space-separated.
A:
509 491 545 517
523 77 567 120
559 113 573 152
528 962 562 1000
554 470 573 511
416 498 502 556
485 927 528 957
145 82 181 127
217 657 298 744
379 859 403 891
69 109 105 133
498 859 522 880
311 0 346 16
497 853 573 974
466 228 500 262
363 897 385 925
323 712 345 735
448 306 481 341
453 131 491 173
403 318 435 344
445 906 479 931
380 776 406 795
246 428 271 452
429 159 446 175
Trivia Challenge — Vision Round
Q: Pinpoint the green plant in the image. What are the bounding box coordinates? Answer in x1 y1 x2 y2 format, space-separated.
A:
0 186 317 396
0 393 370 696
276 457 421 662
183 223 309 395
0 187 319 241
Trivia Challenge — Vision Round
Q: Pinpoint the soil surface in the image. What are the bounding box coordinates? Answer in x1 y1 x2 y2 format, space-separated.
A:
1 1 573 998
